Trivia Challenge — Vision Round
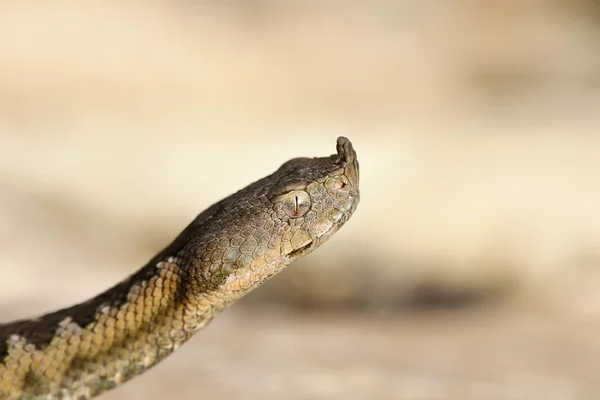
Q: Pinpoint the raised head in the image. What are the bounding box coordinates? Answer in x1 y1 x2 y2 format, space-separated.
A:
189 136 361 294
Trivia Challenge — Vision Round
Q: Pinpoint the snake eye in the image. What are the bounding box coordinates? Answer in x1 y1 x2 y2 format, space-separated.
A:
277 190 311 218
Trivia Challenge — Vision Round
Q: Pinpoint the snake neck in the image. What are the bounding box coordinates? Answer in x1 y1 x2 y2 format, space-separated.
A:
0 256 221 399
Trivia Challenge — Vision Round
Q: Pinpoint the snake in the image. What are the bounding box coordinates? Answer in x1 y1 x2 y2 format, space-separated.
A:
0 137 360 399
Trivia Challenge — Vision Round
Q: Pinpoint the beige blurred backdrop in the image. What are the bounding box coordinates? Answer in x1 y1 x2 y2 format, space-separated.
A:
1 1 600 399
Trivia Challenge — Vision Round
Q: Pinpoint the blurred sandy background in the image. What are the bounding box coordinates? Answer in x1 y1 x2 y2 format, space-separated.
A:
1 1 600 399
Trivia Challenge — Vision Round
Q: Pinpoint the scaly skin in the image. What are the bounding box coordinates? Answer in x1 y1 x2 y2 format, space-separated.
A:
0 137 360 399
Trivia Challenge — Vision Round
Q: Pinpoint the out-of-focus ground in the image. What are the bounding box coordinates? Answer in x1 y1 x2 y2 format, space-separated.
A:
1 1 600 399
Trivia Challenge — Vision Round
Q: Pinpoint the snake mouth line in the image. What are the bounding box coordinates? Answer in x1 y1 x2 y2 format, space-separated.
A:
287 242 313 258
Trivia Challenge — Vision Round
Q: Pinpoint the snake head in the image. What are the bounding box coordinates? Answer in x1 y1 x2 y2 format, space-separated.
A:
193 137 360 294
268 136 360 259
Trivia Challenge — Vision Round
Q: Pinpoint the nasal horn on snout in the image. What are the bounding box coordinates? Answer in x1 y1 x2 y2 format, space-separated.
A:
336 136 356 164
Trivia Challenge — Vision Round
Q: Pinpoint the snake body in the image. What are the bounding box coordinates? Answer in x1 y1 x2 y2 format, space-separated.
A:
0 137 360 399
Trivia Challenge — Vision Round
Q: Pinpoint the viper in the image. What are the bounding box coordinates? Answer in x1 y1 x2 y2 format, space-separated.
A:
0 137 360 399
